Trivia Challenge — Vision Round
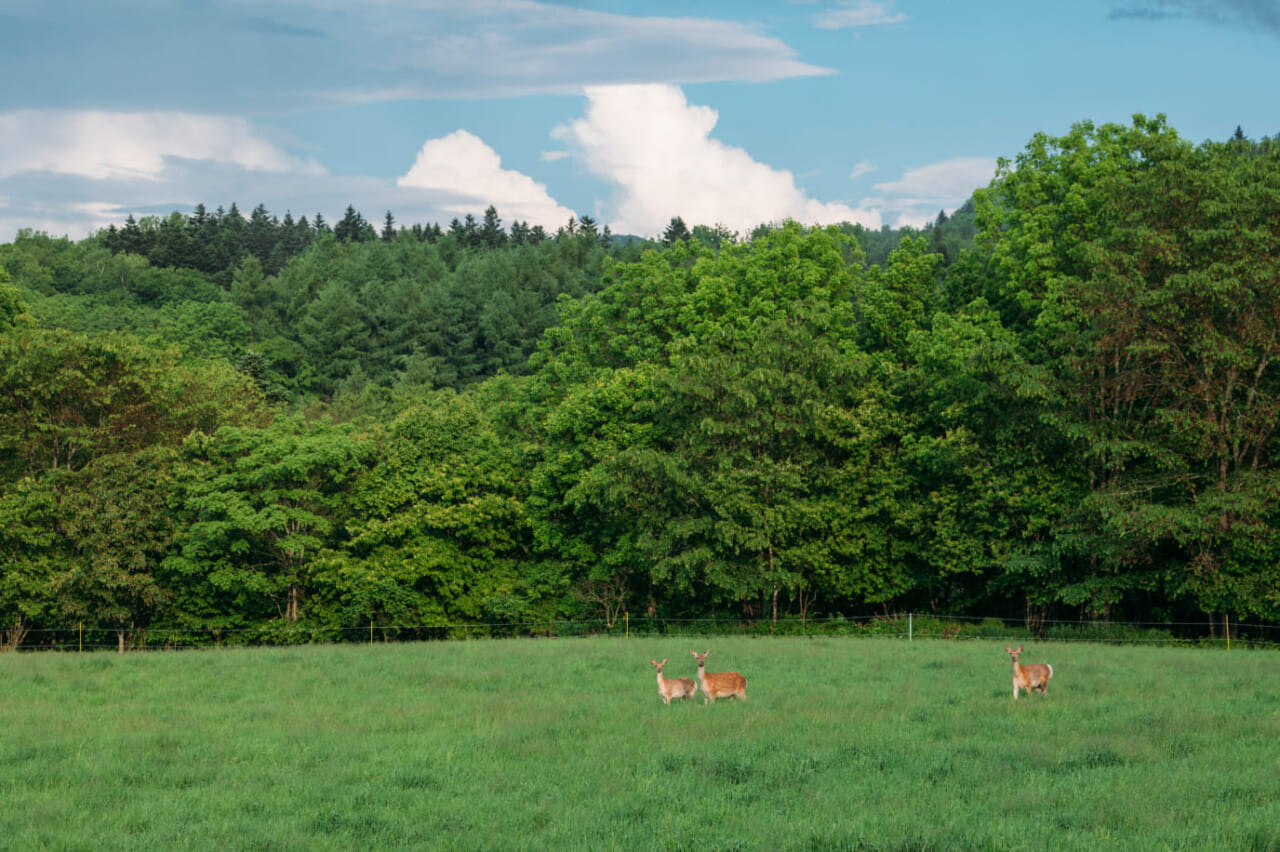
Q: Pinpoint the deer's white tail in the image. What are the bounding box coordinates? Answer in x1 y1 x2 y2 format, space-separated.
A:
1006 645 1053 699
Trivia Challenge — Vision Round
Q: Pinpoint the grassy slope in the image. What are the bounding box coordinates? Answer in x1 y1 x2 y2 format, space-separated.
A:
3 638 1278 850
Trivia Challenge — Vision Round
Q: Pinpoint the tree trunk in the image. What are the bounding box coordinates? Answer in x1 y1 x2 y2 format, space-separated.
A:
2 616 28 652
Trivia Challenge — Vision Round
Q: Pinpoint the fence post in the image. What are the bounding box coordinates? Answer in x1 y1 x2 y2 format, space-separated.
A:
1226 613 1230 651
625 612 629 639
909 612 913 642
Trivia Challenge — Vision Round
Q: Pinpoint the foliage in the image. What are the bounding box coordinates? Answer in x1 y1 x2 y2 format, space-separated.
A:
166 417 373 626
3 120 1280 638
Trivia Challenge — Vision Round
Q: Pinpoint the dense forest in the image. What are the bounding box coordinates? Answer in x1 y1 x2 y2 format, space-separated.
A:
2 115 1277 649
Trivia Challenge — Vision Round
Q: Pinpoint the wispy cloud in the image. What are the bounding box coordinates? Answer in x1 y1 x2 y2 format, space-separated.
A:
0 111 325 180
864 157 997 228
849 161 875 180
231 15 327 38
814 1 906 30
1 1 833 114
1108 0 1280 34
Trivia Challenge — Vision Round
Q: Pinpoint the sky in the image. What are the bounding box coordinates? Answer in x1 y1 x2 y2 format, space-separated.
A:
0 0 1277 243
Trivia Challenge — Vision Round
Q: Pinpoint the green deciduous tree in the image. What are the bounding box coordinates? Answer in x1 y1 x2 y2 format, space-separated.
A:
978 115 1280 620
168 417 372 626
337 387 549 631
0 329 268 478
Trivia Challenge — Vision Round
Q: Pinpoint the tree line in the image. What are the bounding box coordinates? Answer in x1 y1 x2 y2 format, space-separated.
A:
1 115 1276 649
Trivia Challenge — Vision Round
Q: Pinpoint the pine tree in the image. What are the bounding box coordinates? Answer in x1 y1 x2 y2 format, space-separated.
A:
335 205 369 242
510 220 530 246
480 205 506 248
662 216 690 247
246 203 276 264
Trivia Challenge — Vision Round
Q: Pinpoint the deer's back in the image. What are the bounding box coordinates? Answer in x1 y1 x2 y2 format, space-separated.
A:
702 670 747 697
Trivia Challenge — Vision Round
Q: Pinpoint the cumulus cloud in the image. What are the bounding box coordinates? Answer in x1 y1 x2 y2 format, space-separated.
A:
397 130 574 229
814 1 907 30
0 111 325 180
550 84 880 237
0 97 997 245
0 109 532 241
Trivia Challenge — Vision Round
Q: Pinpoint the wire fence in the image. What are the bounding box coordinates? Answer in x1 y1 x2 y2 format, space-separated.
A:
5 612 1279 652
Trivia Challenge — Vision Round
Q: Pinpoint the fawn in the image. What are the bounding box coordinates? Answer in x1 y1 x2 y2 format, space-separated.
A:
1006 645 1053 699
650 658 697 705
690 650 747 703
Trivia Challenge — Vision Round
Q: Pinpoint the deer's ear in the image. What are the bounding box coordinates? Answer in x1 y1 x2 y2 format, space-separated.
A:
660 658 667 666
1017 645 1024 653
1005 646 1012 653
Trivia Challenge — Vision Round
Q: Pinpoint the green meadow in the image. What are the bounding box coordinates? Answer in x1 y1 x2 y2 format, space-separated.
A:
3 637 1278 851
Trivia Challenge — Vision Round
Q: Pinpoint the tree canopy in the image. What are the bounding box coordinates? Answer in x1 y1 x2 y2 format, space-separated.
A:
2 119 1279 647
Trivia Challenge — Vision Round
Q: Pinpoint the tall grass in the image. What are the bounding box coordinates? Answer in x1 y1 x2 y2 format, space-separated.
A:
3 638 1278 850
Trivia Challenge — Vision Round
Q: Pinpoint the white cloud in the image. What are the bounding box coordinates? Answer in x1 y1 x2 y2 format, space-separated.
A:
397 130 574 228
3 2 833 115
849 160 875 180
814 1 906 30
872 157 996 198
864 157 997 227
0 111 325 181
551 84 880 237
0 110 578 241
0 110 338 240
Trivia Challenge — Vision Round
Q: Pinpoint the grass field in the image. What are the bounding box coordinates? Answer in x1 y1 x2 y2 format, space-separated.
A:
3 637 1278 850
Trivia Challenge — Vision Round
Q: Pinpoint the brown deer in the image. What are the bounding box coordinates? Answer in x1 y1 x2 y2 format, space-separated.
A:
690 650 747 703
650 658 697 705
1006 645 1053 699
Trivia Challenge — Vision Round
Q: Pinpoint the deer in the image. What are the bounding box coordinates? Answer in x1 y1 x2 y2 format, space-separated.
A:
690 650 747 704
650 658 697 705
1006 645 1053 699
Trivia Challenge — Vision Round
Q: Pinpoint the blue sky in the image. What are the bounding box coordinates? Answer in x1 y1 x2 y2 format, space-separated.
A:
0 0 1276 243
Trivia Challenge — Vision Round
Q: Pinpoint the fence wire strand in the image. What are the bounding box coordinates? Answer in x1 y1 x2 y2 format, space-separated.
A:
5 613 1279 652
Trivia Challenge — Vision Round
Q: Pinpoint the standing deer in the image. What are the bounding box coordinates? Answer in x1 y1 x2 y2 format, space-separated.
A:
690 650 747 703
1006 645 1053 699
650 658 697 705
